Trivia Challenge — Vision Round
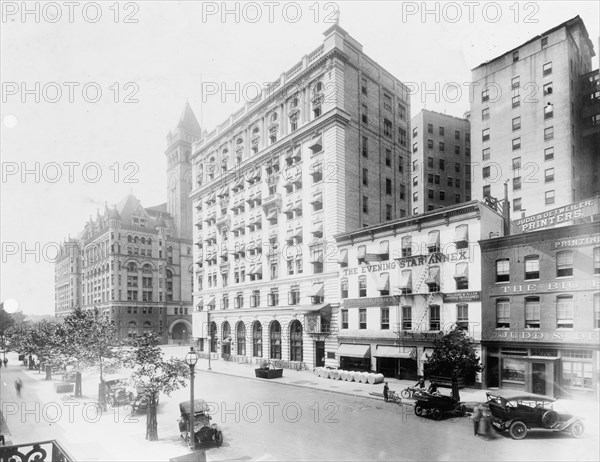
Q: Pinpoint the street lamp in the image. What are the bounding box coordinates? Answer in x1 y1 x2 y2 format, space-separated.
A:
184 346 199 450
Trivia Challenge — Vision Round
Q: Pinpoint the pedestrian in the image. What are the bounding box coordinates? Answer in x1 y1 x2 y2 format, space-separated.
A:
472 403 483 436
415 378 425 388
2 358 7 368
479 403 493 438
15 378 23 398
383 381 389 402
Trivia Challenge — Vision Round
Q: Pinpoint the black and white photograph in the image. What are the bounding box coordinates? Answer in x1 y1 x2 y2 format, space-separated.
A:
1 1 599 461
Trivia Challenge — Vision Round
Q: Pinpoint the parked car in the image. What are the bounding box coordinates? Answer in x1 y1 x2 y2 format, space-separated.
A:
486 391 584 440
178 399 223 447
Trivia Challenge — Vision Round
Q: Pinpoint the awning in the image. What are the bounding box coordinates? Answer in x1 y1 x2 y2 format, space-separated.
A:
205 191 216 204
454 263 469 279
308 135 322 152
357 246 366 260
292 227 303 239
377 273 390 291
455 225 469 244
310 249 323 263
420 348 434 362
374 346 417 359
428 230 440 247
232 176 245 190
426 266 440 284
312 221 324 234
266 209 278 221
379 240 389 255
399 270 412 289
292 303 330 313
336 344 371 358
310 192 323 204
338 249 348 265
293 199 303 211
310 282 324 297
196 299 204 310
310 162 322 175
216 186 229 198
286 229 294 240
206 296 216 308
292 146 302 161
284 202 294 213
250 264 263 275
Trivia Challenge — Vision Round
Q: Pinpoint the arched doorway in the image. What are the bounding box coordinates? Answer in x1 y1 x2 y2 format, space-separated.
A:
222 321 231 356
289 320 303 362
170 319 192 344
236 322 246 356
252 321 262 357
270 321 281 359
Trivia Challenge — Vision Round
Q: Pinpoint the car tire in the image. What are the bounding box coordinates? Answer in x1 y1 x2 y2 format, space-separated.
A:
215 431 224 447
509 421 528 440
414 404 424 416
569 421 584 439
432 408 442 421
401 389 411 399
542 410 559 428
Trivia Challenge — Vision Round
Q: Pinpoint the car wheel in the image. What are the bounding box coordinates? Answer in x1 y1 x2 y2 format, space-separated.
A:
509 421 528 440
569 421 584 439
215 431 223 447
401 389 411 399
432 408 442 421
414 404 424 416
542 410 559 428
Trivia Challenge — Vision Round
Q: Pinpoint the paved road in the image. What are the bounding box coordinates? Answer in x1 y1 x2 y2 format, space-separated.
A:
1 359 598 461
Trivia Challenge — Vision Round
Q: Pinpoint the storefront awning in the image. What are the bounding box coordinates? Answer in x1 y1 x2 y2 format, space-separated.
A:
310 282 324 297
336 344 371 358
292 303 330 313
374 346 417 359
377 273 390 291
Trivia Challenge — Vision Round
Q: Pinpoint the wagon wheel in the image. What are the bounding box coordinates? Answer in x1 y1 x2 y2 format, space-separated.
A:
215 430 224 447
431 408 442 421
414 404 424 416
401 389 411 399
509 421 528 440
569 421 584 439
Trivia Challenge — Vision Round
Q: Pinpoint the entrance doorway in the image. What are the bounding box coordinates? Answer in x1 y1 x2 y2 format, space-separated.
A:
315 341 325 367
377 358 397 378
532 363 546 395
487 356 499 388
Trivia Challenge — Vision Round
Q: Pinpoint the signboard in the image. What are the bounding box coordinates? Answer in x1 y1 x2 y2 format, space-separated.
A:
491 278 599 296
484 329 599 343
512 198 599 233
552 234 600 249
396 251 470 268
343 296 401 308
442 291 481 303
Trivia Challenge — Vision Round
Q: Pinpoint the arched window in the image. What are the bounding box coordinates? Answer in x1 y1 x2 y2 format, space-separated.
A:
252 322 262 357
236 322 246 356
143 321 152 333
128 321 138 338
289 320 303 362
128 262 137 272
210 322 217 353
270 321 281 359
141 237 146 245
222 322 231 356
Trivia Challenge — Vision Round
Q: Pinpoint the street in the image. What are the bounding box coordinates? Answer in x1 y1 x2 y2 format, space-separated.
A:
1 355 599 462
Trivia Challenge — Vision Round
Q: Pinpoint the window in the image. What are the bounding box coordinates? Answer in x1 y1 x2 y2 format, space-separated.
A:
386 204 392 220
340 278 349 299
341 309 348 329
438 126 444 136
402 306 412 330
429 305 440 331
400 184 406 200
362 137 368 157
544 147 554 161
496 259 510 282
412 160 418 172
513 198 522 212
544 82 553 95
545 168 554 182
383 93 392 111
385 149 392 166
269 321 281 359
556 296 574 328
427 174 433 184
543 62 552 76
483 185 490 198
481 88 489 102
288 287 300 305
525 297 541 329
512 138 521 150
511 75 520 89
482 108 490 120
496 299 510 328
359 309 367 329
563 361 593 390
250 290 260 307
362 196 368 214
413 192 418 202
362 168 368 186
381 307 390 330
541 36 548 48
399 128 406 147
398 103 406 120
457 304 468 330
434 175 440 185
361 78 368 95
413 127 418 138
447 177 453 187
513 177 522 191
385 178 392 195
427 123 433 134
482 128 490 142
594 247 600 275
427 157 434 168
290 320 302 362
512 116 521 131
439 191 445 200
454 145 460 155
428 189 434 199
544 103 554 119
359 275 367 297
439 159 445 170
363 106 369 125
384 119 392 138
401 236 412 257
455 130 460 140
413 143 418 153
556 251 573 277
483 166 490 178
594 293 600 329
545 190 555 205
455 262 468 290
482 148 490 160
513 51 519 62
427 139 434 149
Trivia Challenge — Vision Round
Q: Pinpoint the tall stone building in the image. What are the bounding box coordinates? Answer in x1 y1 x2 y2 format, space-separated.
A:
191 24 412 369
54 105 200 343
471 16 597 216
410 110 472 215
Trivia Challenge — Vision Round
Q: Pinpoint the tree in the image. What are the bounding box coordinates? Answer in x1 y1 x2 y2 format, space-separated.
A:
123 332 190 441
425 326 482 383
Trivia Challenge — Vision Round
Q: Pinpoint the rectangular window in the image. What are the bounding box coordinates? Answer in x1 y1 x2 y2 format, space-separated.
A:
511 75 520 89
413 143 418 153
483 166 490 178
439 126 444 136
428 189 434 199
545 168 554 182
455 130 460 140
513 177 522 190
361 104 368 124
359 276 367 297
496 300 510 328
381 307 390 330
384 119 392 138
482 148 490 160
496 259 510 282
525 297 540 329
544 127 554 141
402 306 412 330
385 178 392 195
362 196 368 213
541 36 548 48
413 127 418 138
362 168 368 186
545 190 555 205
427 173 433 184
448 177 453 187
513 197 522 212
386 204 392 220
439 142 445 152
544 82 553 95
457 305 468 330
524 255 539 280
427 139 434 149
454 145 460 155
482 108 490 120
512 138 521 150
429 305 440 331
512 116 521 131
481 89 489 102
594 247 600 275
594 293 600 329
556 251 573 277
399 128 406 147
439 191 445 200
341 309 348 329
556 296 573 328
398 103 406 120
362 136 368 157
427 123 433 134
482 128 490 142
434 175 440 185
385 149 392 167
359 308 367 329
543 61 552 76
513 51 519 62
439 159 445 170
383 93 392 111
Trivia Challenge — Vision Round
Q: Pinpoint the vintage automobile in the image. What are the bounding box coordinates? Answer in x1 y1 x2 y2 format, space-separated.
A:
178 399 223 447
413 381 466 420
486 391 585 440
104 377 135 407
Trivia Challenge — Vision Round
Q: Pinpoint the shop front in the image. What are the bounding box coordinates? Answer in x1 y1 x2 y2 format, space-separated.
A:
373 345 417 379
336 343 371 372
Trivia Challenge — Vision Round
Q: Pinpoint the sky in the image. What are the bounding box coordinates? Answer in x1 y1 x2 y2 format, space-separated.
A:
1 0 599 315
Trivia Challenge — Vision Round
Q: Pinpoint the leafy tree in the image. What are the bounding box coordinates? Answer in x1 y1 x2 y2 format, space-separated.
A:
123 332 190 441
425 326 482 383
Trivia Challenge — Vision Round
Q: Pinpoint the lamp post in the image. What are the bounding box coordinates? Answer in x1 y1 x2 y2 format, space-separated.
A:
184 347 199 450
207 311 212 371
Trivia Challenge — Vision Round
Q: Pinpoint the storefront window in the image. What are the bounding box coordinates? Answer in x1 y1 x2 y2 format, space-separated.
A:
502 358 525 384
290 320 303 362
563 361 593 389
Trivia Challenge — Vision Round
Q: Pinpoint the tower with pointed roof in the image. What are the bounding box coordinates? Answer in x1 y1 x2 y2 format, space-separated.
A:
165 102 203 240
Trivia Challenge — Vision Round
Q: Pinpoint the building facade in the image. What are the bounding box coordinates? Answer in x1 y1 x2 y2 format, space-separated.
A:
190 24 412 369
480 220 600 400
410 110 472 215
54 239 82 318
334 201 504 385
471 16 597 216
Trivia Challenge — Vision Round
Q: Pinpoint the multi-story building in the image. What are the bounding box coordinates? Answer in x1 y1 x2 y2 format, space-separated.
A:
55 104 200 343
54 238 82 318
471 16 597 216
333 201 504 385
191 24 412 369
410 110 472 215
480 219 600 400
